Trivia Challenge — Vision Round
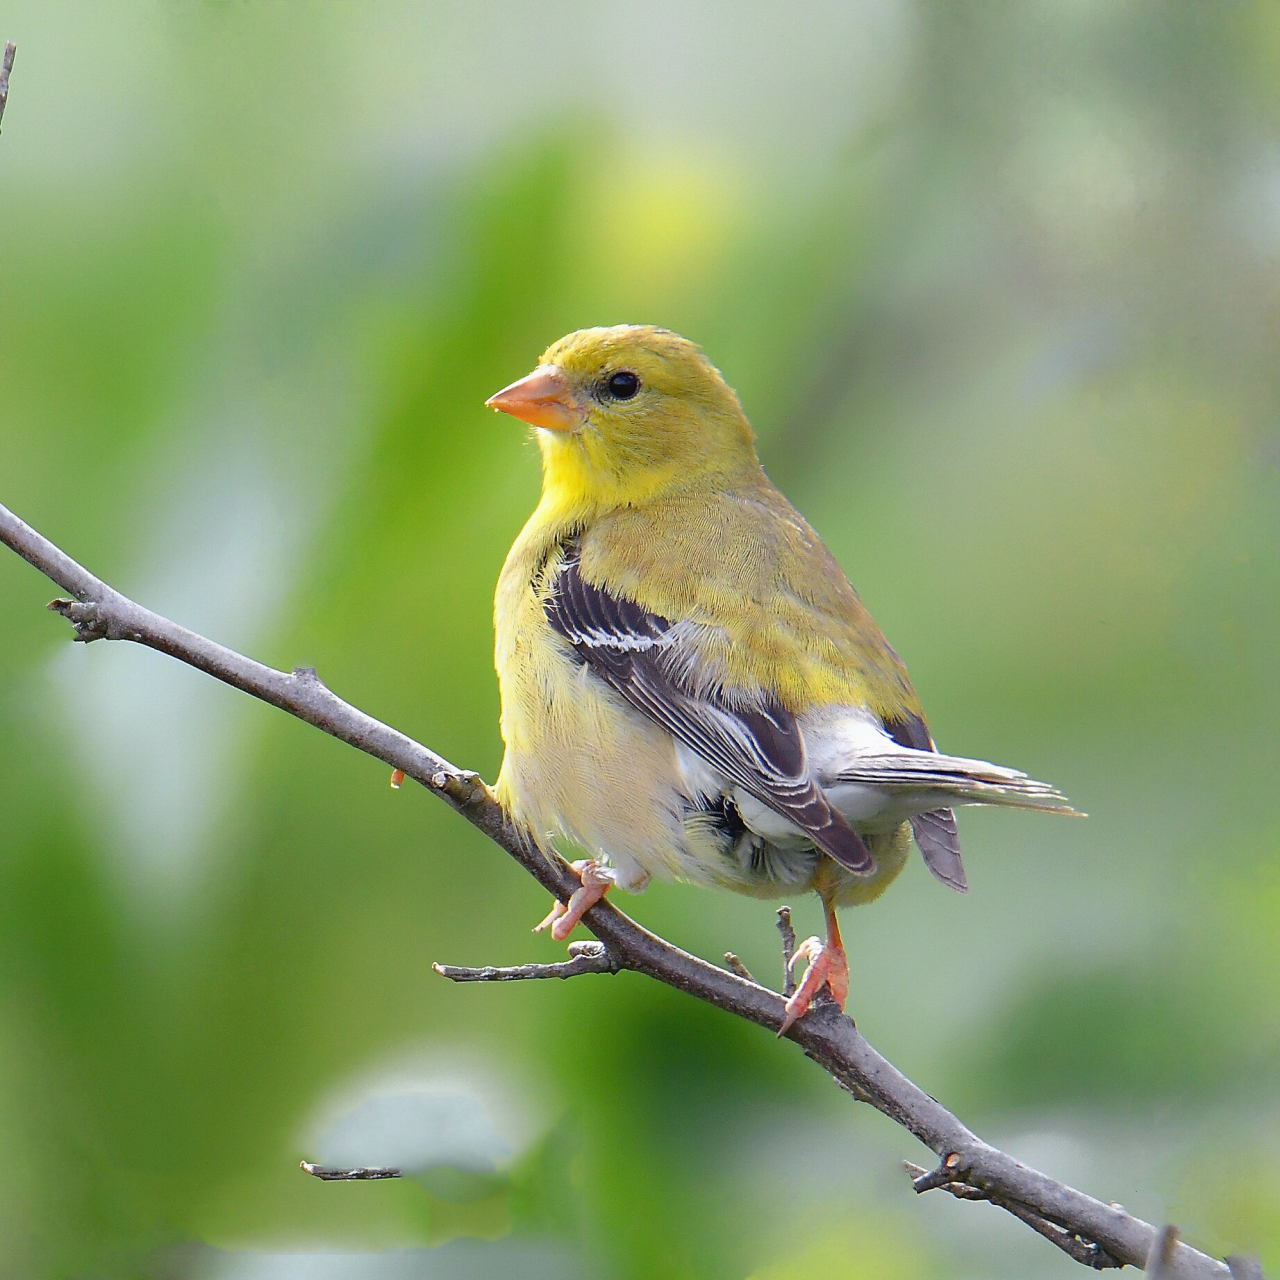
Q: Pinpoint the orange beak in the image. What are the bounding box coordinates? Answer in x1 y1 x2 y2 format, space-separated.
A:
485 365 584 432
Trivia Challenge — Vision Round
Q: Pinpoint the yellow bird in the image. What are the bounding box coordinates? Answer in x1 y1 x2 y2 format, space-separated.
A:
487 325 1075 1033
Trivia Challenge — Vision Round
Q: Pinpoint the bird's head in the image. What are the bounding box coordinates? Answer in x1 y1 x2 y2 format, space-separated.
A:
486 325 759 508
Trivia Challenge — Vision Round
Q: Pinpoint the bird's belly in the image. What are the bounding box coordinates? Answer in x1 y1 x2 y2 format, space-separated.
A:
497 640 689 890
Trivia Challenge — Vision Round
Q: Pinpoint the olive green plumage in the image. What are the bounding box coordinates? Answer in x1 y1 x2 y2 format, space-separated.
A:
491 325 1074 911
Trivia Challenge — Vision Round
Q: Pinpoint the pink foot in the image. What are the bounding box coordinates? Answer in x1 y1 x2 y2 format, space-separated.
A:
533 860 613 942
778 935 850 1037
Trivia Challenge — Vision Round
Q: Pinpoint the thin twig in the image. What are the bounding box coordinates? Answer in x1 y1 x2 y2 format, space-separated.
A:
904 1162 1123 1270
434 939 618 982
723 952 755 983
910 1151 964 1193
0 501 1248 1279
0 42 15 134
300 1161 402 1181
776 905 797 997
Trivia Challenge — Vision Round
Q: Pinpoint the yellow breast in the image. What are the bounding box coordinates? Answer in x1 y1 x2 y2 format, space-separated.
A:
493 500 688 887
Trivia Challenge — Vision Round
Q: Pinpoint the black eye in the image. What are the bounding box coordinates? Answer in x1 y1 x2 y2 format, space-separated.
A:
606 370 641 401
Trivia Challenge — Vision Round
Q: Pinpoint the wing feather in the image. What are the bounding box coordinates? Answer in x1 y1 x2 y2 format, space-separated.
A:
545 544 874 875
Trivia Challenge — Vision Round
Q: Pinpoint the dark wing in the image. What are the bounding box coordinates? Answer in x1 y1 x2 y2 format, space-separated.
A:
883 711 966 893
545 546 874 876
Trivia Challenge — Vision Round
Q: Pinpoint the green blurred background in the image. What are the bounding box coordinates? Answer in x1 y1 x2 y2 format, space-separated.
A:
1 2 1278 1277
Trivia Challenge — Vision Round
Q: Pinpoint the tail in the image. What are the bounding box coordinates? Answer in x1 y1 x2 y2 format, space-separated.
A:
836 750 1082 816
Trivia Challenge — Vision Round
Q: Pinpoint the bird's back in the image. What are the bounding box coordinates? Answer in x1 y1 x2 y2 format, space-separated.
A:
577 470 926 726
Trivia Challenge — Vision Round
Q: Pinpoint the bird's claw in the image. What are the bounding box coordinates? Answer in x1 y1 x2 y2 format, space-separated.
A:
778 934 849 1037
533 859 613 942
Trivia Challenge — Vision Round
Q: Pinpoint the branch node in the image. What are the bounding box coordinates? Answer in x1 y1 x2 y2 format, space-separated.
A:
827 1064 874 1104
723 952 755 983
300 1160 402 1181
903 1162 1124 1271
292 665 330 690
430 769 489 806
910 1152 968 1194
48 597 128 643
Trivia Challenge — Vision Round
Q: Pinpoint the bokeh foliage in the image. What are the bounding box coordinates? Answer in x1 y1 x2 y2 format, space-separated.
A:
1 3 1278 1277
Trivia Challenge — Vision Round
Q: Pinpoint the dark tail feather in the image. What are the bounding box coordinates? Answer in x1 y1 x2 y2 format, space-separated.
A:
911 808 967 893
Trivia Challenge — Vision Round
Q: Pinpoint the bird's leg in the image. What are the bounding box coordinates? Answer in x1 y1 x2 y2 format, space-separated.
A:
533 859 613 942
777 896 849 1037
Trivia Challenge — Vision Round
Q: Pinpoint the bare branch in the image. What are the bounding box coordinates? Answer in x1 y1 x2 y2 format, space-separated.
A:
300 1161 402 1181
0 500 1250 1279
434 939 619 982
0 42 15 134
